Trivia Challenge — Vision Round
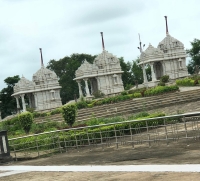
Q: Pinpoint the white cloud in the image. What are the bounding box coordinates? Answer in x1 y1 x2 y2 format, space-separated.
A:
0 0 199 89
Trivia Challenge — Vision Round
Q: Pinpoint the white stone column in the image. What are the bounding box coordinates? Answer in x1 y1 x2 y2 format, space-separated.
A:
33 93 38 110
150 63 156 81
89 79 93 95
76 80 83 98
15 96 20 109
83 78 90 97
28 94 32 108
20 94 26 112
142 64 148 84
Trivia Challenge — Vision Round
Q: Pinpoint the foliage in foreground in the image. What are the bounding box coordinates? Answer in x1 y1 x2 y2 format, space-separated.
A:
176 78 195 86
61 104 77 127
8 112 167 151
18 112 33 134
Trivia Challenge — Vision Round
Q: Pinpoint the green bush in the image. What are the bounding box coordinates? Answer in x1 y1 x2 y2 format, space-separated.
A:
128 87 146 95
50 108 62 115
121 91 128 95
62 104 77 127
176 78 195 86
158 82 165 86
18 112 33 134
9 112 169 151
125 84 133 90
93 90 104 98
144 85 179 96
133 92 142 98
160 75 169 83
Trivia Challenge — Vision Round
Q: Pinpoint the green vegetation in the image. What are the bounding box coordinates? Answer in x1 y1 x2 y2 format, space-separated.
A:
18 112 33 134
61 104 77 127
176 78 195 86
187 39 200 75
144 85 179 96
9 112 179 153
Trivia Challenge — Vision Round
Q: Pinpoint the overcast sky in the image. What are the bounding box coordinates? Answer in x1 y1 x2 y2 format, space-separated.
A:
0 0 199 90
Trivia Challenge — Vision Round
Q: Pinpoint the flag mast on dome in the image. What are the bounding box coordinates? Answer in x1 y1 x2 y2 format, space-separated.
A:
137 34 147 84
164 16 169 35
100 32 105 51
39 48 44 67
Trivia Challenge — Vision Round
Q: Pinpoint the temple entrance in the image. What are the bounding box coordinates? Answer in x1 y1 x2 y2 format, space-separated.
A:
90 78 98 95
154 62 163 80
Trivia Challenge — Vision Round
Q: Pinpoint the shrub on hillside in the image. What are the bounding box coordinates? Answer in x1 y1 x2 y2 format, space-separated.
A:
160 75 169 83
62 104 77 127
121 91 128 95
176 78 195 86
93 90 104 98
133 92 142 98
144 85 179 96
18 112 33 134
158 82 165 86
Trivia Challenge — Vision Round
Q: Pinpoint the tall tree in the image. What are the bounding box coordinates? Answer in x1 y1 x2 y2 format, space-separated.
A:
0 75 20 119
131 58 151 84
47 53 96 104
187 39 200 74
119 57 133 88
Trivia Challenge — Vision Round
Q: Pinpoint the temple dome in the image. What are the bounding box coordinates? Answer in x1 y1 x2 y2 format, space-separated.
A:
94 50 120 68
141 44 163 62
32 66 58 83
157 33 184 51
14 76 35 93
75 60 97 78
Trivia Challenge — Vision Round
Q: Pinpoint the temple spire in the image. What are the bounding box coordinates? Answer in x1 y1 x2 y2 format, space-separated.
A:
164 16 169 35
137 33 145 53
100 32 105 51
39 48 44 67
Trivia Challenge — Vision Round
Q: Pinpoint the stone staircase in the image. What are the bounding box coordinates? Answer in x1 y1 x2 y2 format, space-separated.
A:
34 89 200 123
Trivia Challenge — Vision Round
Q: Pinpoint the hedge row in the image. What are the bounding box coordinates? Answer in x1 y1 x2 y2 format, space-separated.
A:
9 113 170 151
176 78 195 86
144 85 179 96
2 85 179 130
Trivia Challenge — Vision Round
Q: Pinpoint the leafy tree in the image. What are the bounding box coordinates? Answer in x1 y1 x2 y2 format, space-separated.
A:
47 53 96 104
131 58 152 84
61 104 77 127
119 57 133 88
18 112 33 134
187 39 200 74
0 75 20 119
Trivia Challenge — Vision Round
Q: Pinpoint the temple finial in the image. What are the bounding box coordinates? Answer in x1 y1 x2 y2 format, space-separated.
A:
39 48 44 67
100 32 105 51
164 16 169 35
137 33 145 53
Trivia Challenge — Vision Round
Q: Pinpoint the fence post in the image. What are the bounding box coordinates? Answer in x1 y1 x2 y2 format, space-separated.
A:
183 116 189 146
164 118 169 146
129 123 134 149
86 128 91 150
13 141 17 161
35 135 40 157
99 127 104 150
57 132 62 153
74 130 78 150
114 125 118 149
146 120 151 148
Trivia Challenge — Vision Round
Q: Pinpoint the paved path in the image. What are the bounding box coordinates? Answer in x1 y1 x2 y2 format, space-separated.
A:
2 164 200 178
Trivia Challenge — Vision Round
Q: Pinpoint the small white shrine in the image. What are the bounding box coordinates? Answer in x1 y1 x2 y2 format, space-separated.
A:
74 33 124 98
12 49 62 112
138 16 188 87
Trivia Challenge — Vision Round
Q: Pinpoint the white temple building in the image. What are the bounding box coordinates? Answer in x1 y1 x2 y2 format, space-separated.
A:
138 16 188 87
74 33 124 98
12 49 62 112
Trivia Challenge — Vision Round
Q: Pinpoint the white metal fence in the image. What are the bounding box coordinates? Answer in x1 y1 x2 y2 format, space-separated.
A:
8 112 200 160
